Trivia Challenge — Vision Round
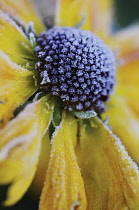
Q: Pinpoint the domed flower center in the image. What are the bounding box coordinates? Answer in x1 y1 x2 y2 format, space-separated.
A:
34 26 116 113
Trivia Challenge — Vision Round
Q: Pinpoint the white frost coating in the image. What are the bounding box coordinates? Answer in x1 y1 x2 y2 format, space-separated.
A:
0 50 31 72
26 62 30 67
29 32 35 39
36 61 41 68
74 110 97 119
29 31 37 48
26 21 35 35
0 123 38 161
42 113 53 138
0 9 28 39
0 99 45 161
50 117 65 145
70 201 80 210
103 119 139 193
40 71 51 84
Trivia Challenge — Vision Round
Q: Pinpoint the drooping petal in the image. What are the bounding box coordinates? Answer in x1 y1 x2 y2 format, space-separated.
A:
30 132 51 197
31 114 78 199
55 0 113 38
0 51 39 127
0 0 45 35
103 96 139 164
0 10 37 66
32 112 78 197
111 25 139 114
0 96 53 206
39 114 87 210
76 117 139 209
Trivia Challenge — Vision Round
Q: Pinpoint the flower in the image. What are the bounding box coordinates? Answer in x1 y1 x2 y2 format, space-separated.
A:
0 0 139 209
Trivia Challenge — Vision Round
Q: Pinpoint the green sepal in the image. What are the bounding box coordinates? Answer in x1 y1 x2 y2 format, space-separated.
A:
49 121 55 140
52 100 62 127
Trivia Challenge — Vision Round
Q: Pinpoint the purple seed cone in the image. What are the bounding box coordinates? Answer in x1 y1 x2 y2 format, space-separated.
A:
34 26 116 113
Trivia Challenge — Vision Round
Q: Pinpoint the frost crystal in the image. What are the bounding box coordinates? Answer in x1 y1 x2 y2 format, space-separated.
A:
34 26 116 113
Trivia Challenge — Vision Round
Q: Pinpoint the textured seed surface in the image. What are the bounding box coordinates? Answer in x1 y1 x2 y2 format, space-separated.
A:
34 26 116 113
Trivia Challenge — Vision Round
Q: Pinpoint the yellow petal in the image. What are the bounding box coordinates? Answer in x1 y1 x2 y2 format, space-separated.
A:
0 10 37 66
0 96 53 205
116 59 139 116
56 0 113 38
110 25 139 111
0 51 38 127
103 95 139 164
0 0 45 35
32 114 78 197
109 25 139 116
39 114 87 210
112 24 139 59
31 132 51 197
76 117 139 209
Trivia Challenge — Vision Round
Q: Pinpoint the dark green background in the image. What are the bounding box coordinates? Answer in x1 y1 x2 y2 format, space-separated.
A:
115 0 139 28
1 0 139 209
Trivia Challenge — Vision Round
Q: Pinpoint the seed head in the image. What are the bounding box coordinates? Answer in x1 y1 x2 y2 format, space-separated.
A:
34 26 116 113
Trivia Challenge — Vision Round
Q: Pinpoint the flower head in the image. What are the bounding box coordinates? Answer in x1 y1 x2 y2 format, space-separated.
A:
0 0 139 209
35 26 116 113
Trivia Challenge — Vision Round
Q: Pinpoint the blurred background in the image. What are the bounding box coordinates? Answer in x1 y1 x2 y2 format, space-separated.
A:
115 0 139 29
33 0 139 29
1 0 139 209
